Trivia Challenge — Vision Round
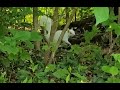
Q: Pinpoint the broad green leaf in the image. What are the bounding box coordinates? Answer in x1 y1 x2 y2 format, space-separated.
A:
93 7 109 25
45 64 56 73
14 31 31 41
102 9 118 26
53 69 69 79
112 54 120 63
101 66 110 73
30 31 43 41
2 45 19 55
109 66 118 76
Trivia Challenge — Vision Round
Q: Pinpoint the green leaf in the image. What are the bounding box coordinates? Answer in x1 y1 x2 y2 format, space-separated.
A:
45 64 56 73
2 45 19 55
20 50 31 61
78 65 87 72
102 9 117 26
14 31 31 41
27 78 32 83
42 79 49 83
68 66 72 73
93 7 109 25
30 64 38 72
112 54 120 63
72 72 82 79
107 77 120 83
8 53 18 60
66 74 70 83
53 69 69 79
109 66 118 76
35 72 46 78
109 23 120 36
101 66 110 73
84 25 99 43
30 31 43 41
25 41 34 49
69 44 81 54
1 59 10 67
18 70 30 76
22 77 28 83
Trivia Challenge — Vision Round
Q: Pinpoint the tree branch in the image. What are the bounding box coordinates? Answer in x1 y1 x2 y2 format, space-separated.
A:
33 7 40 51
49 7 59 43
48 7 78 64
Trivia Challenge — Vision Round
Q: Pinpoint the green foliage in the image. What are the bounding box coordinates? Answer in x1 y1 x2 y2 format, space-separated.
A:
93 7 109 25
112 54 120 63
0 72 8 83
84 25 100 43
102 66 119 76
53 69 69 79
1 7 120 83
44 64 56 73
69 44 81 54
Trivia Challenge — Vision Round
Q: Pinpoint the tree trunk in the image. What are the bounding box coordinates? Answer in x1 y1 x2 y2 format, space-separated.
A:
118 7 120 23
33 7 40 51
66 7 69 23
49 7 78 64
44 7 59 65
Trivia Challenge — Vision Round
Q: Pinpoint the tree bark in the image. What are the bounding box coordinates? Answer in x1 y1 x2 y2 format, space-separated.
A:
49 7 59 43
49 7 78 64
118 7 120 23
44 7 59 65
66 7 69 23
33 7 40 51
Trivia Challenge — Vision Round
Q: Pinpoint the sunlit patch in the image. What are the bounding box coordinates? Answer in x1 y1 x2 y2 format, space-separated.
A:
25 14 33 23
46 66 48 68
109 25 112 29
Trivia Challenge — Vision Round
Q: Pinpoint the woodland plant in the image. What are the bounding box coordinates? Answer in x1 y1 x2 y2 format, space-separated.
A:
0 7 120 83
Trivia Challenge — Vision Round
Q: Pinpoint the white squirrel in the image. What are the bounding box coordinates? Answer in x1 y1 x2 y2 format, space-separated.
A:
53 28 75 45
39 15 53 35
39 15 75 45
46 28 75 45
